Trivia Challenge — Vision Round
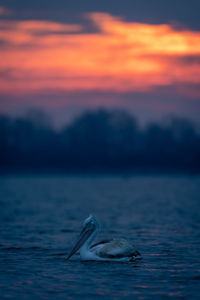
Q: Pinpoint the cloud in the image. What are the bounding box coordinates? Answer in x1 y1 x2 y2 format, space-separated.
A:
0 13 200 98
0 6 12 16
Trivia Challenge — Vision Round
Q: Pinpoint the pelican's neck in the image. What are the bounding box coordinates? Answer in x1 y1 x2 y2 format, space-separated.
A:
80 225 98 254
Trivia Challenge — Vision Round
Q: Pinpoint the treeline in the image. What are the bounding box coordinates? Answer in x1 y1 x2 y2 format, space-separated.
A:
0 109 200 173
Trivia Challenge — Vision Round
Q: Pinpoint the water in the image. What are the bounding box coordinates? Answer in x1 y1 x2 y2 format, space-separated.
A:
0 175 200 299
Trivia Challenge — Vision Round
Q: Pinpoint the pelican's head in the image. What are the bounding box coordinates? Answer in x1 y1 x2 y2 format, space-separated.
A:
66 215 99 260
82 215 99 231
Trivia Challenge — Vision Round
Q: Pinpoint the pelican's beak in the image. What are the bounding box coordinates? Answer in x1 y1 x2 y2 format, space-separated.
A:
66 225 93 261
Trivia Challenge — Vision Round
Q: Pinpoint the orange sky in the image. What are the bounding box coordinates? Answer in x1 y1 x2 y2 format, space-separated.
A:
0 12 200 98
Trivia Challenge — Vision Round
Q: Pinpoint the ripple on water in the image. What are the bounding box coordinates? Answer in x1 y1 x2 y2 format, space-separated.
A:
0 175 200 299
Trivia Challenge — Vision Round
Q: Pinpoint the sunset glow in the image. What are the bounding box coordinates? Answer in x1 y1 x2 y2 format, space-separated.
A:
0 13 200 97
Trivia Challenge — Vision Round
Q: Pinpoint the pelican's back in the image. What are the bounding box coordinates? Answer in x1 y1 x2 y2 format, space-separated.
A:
91 238 138 259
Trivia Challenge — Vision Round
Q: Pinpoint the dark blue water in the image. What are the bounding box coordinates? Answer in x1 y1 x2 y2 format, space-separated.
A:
0 175 200 299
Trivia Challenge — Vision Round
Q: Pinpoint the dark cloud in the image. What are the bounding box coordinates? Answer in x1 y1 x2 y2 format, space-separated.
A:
178 55 200 64
2 0 200 30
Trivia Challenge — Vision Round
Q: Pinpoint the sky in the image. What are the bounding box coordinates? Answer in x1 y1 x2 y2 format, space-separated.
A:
0 0 200 127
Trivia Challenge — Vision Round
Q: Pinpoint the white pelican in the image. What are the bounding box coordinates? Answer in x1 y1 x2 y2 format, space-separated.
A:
66 215 142 262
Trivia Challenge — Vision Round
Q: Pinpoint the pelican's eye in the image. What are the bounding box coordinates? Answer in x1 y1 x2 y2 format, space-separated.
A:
87 221 95 231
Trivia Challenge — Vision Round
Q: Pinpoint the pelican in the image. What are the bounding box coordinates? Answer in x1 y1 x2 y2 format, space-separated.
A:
66 215 142 262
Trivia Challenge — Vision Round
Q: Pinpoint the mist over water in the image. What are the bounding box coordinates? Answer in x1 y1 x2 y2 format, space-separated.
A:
0 175 200 299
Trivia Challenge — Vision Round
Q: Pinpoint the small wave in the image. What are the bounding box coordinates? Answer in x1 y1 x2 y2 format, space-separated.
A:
49 252 66 256
60 229 75 233
191 276 200 280
0 246 43 251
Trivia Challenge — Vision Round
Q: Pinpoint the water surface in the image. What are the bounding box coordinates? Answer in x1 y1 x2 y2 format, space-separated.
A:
0 175 200 299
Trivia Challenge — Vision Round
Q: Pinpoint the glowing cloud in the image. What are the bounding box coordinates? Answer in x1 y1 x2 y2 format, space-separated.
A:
0 13 200 97
0 6 12 16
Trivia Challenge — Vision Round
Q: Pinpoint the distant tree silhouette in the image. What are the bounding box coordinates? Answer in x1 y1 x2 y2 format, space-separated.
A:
63 110 139 170
0 109 199 173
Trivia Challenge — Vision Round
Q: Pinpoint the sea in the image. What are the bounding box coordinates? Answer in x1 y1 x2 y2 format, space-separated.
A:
0 175 200 299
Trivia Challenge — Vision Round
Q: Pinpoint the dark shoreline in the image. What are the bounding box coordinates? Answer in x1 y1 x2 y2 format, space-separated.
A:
0 167 199 177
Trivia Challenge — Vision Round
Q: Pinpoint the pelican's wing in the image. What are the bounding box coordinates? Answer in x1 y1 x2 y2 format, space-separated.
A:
90 239 113 249
94 238 137 258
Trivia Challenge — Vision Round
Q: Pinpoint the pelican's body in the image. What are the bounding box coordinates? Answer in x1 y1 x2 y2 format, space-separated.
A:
66 216 142 262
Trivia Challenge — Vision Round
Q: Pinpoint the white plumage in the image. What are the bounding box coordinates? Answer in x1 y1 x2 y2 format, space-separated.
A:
66 216 142 262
